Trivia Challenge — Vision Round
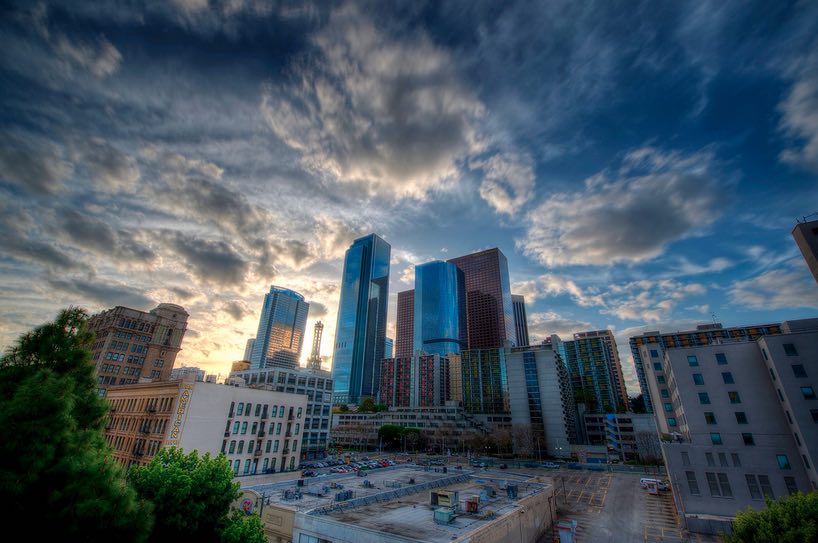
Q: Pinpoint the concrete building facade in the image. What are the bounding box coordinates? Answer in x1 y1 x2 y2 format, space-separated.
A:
792 219 818 285
649 319 818 535
88 303 189 396
104 378 307 474
230 366 334 459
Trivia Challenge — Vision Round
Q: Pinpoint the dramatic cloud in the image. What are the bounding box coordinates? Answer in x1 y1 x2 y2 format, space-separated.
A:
59 208 157 263
527 311 591 341
47 277 154 309
779 50 818 172
261 3 484 200
72 139 140 192
729 266 818 310
519 147 726 266
222 300 249 321
161 232 248 286
54 33 122 78
474 153 535 215
308 301 328 318
0 139 72 194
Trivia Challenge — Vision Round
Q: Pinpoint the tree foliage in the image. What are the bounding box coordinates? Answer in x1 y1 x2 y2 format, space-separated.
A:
129 447 255 543
722 492 818 543
220 510 266 543
0 308 153 542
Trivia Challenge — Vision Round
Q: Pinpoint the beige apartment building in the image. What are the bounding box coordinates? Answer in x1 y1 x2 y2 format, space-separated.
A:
104 378 308 475
88 303 189 396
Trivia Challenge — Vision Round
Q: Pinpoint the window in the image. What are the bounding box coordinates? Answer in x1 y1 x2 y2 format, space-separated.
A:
668 417 677 427
758 475 774 498
255 404 261 416
241 422 248 435
297 407 303 418
262 458 269 473
279 406 285 417
735 412 748 424
232 421 240 434
705 412 717 425
276 423 282 435
653 362 662 371
792 364 808 378
706 472 720 496
650 349 659 358
803 454 811 470
783 343 798 356
245 403 252 416
718 473 733 497
229 440 236 454
728 391 741 404
784 476 798 496
745 475 762 500
661 389 670 398
762 348 769 361
717 452 728 467
243 459 250 475
721 372 734 384
716 353 727 365
795 433 802 446
237 403 244 416
657 376 666 384
742 433 755 446
687 355 699 366
273 440 279 452
811 409 818 422
233 460 240 474
699 392 711 404
769 368 776 382
706 453 715 467
682 452 690 466
271 405 278 417
731 453 741 467
247 440 254 453
266 440 272 453
664 403 673 412
777 454 791 469
237 441 244 454
801 386 816 400
686 471 700 495
693 373 705 385
710 432 723 445
251 422 258 435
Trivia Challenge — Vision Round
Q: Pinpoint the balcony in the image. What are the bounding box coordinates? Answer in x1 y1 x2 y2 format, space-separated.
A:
282 448 290 454
224 431 230 437
254 449 262 457
133 449 144 456
258 430 266 437
146 406 156 413
141 426 151 434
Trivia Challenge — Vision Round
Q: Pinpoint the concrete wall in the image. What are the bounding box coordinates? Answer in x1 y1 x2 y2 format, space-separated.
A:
462 486 556 543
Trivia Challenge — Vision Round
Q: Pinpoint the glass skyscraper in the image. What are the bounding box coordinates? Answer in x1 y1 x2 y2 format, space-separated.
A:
413 260 466 356
249 286 309 369
331 234 391 405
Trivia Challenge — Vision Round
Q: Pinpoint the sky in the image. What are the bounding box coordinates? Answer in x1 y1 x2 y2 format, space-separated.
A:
1 0 817 394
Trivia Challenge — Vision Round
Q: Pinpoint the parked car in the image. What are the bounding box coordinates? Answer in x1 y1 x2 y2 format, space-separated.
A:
542 462 560 469
498 463 508 469
302 470 317 477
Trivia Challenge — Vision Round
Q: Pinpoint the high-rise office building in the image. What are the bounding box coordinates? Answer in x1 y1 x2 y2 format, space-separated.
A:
331 234 391 405
88 303 189 396
249 286 309 370
650 319 818 535
792 219 818 285
410 353 451 408
413 261 467 356
307 321 324 370
384 337 394 359
512 294 530 346
563 331 626 414
630 323 783 417
243 338 256 361
395 290 414 358
457 348 510 414
447 248 515 349
379 357 412 408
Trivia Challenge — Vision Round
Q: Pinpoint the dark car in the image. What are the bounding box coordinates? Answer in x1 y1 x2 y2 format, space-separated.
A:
499 463 508 469
302 470 317 477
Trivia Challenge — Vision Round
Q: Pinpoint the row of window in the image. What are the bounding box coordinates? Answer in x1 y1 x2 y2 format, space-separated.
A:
684 353 729 367
112 331 150 343
224 437 297 455
685 470 798 499
232 456 296 476
117 318 154 333
98 376 138 386
229 401 302 419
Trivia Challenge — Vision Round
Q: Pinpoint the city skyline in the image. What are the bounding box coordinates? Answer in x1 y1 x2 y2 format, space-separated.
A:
2 1 818 394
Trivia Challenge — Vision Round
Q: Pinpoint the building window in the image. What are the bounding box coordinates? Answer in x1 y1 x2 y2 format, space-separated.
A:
687 355 699 367
811 409 818 422
255 404 261 416
783 343 798 356
777 454 791 469
276 423 282 435
731 453 741 467
705 412 717 424
657 376 666 384
718 473 733 497
664 403 673 412
715 353 727 365
686 471 700 495
801 386 816 400
229 440 236 454
721 372 734 384
237 403 244 416
795 433 802 446
247 440 254 454
237 441 244 454
742 433 755 446
263 458 269 473
803 454 811 470
233 460 240 474
241 422 248 434
759 475 774 498
233 421 240 434
718 453 729 467
769 368 776 381
728 391 741 404
792 364 808 378
251 422 258 435
271 405 278 417
698 393 710 405
653 362 662 371
693 374 705 385
266 440 272 453
661 389 670 398
706 472 720 496
710 433 722 445
706 453 715 467
784 476 798 496
735 412 748 424
682 452 690 466
246 403 252 416
650 349 659 358
243 459 250 475
668 417 677 427
745 475 762 500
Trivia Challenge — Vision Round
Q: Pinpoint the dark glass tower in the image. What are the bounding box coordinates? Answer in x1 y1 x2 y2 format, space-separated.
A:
249 286 309 369
512 294 530 346
413 261 467 356
331 234 391 405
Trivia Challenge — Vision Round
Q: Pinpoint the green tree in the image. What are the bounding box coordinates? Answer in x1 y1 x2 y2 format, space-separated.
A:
0 308 152 542
129 447 260 543
359 396 377 412
378 424 404 449
220 511 266 543
722 492 818 543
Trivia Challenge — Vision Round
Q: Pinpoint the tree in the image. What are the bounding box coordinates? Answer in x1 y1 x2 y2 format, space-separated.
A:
359 396 377 412
220 511 266 543
630 394 647 414
722 492 818 543
129 447 262 543
378 424 404 450
0 308 152 542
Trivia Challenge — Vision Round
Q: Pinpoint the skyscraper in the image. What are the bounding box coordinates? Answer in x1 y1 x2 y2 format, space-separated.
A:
564 330 628 413
331 233 391 405
243 338 256 361
511 294 530 346
249 286 309 369
307 321 324 370
792 219 818 285
395 289 414 358
447 248 515 349
384 337 394 359
413 260 467 356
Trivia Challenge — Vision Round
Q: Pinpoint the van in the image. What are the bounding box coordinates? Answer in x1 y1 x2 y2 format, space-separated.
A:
640 478 669 491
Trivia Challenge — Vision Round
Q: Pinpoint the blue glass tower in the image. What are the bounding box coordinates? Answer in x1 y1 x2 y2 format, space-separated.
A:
331 234 391 404
250 286 309 369
413 261 466 356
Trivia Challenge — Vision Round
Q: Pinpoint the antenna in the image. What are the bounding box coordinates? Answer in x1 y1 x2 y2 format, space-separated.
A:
711 312 718 326
308 321 324 370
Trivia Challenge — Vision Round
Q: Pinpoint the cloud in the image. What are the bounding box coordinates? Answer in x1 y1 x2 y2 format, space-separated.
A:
527 311 591 341
47 277 153 309
308 301 328 318
72 139 140 192
473 152 535 215
54 33 122 77
0 138 72 194
222 300 249 320
161 231 248 286
729 265 818 310
59 208 157 263
779 49 818 172
261 2 484 201
518 147 727 266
